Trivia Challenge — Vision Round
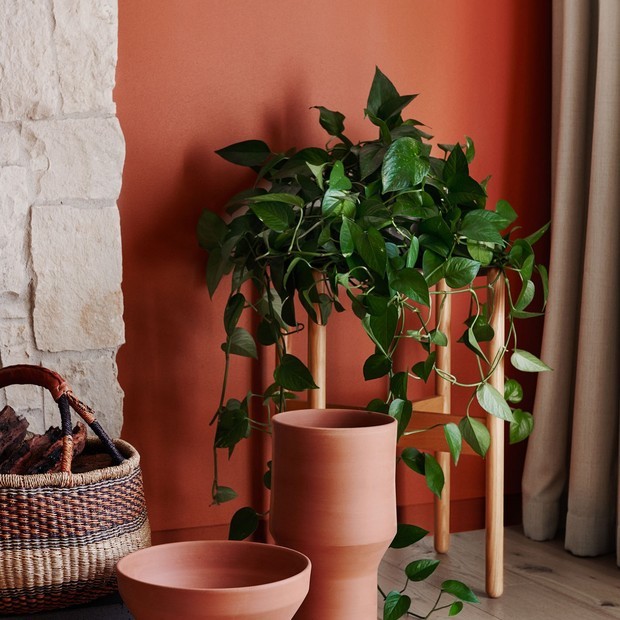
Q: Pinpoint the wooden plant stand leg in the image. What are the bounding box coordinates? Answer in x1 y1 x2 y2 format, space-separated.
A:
307 318 326 408
308 273 327 409
434 280 452 554
486 269 505 598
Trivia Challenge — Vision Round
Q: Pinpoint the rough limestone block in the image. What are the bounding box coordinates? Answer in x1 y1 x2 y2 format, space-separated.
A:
43 355 124 438
22 118 125 201
0 166 32 296
0 124 22 165
31 204 125 352
0 1 60 121
0 294 30 320
0 319 37 365
0 319 44 433
52 0 118 115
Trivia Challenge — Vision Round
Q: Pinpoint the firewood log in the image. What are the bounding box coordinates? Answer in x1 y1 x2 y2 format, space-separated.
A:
0 421 87 475
0 406 29 464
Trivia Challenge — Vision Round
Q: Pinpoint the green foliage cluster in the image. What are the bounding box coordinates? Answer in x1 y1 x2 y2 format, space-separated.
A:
198 68 549 618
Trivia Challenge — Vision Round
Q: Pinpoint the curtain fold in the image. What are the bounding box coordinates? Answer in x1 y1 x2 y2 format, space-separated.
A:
522 0 620 563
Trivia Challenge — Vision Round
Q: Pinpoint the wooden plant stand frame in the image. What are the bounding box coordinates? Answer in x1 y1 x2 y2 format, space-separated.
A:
287 268 505 598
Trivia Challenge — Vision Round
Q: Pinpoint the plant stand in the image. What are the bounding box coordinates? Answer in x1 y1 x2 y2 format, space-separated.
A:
288 269 506 599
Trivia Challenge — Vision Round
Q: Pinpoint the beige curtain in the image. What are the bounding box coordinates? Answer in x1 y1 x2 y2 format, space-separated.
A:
522 0 620 563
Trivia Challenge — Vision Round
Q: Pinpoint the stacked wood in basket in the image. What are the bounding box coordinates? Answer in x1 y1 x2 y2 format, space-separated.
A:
0 404 96 474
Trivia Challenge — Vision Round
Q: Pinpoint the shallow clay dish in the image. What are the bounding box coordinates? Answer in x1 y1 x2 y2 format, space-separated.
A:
116 540 311 620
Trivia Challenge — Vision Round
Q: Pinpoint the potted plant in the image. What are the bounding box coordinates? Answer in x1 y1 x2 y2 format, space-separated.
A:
198 68 549 619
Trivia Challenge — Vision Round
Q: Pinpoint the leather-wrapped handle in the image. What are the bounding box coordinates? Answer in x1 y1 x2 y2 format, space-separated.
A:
0 364 124 471
0 364 69 401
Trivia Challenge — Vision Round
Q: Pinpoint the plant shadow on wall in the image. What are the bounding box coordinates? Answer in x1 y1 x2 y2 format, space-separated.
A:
198 68 549 619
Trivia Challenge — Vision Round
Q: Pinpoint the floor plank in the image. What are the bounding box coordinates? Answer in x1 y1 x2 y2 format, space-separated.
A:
378 526 619 619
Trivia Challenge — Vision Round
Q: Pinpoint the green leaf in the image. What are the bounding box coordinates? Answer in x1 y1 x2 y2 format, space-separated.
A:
367 67 401 118
382 137 430 192
423 250 446 286
465 136 476 163
511 349 552 372
213 485 238 504
206 246 228 297
430 329 448 346
390 267 430 307
364 304 399 353
537 264 549 308
476 383 514 421
351 223 387 275
224 327 257 359
367 398 389 414
248 192 305 207
329 160 352 191
511 308 545 320
444 422 462 465
363 352 392 380
377 94 417 126
401 447 425 474
524 221 550 246
504 378 523 404
383 591 411 620
249 202 293 232
495 199 518 227
406 236 420 268
459 210 504 244
224 293 245 335
361 293 387 317
307 162 326 190
449 601 464 616
510 409 534 444
443 144 469 183
390 523 428 548
412 351 436 382
467 240 494 266
367 111 392 142
424 453 445 498
515 279 535 311
508 240 534 278
274 354 318 391
339 218 354 256
228 507 259 541
197 210 227 250
444 257 481 289
459 416 490 457
263 461 272 490
313 105 346 137
405 559 440 582
441 580 479 603
390 372 409 400
215 400 251 456
359 143 386 179
388 398 412 438
216 140 271 167
446 174 487 206
322 188 356 218
459 324 489 362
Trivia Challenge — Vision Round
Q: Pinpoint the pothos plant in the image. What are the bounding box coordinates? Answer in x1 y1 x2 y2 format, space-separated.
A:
198 68 549 619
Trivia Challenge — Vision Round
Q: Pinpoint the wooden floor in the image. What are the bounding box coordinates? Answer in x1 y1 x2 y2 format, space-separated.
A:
378 526 619 619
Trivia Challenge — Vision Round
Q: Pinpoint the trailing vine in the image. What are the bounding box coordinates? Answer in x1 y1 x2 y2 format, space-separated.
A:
198 68 549 618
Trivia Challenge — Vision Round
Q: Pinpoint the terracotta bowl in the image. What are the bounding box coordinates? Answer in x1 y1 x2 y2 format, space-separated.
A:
116 540 311 620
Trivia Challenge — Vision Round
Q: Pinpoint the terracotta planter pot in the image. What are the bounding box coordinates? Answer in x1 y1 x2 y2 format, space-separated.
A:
270 409 397 620
116 540 311 620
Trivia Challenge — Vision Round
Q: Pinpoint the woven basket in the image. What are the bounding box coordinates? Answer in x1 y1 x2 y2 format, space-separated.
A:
0 365 151 615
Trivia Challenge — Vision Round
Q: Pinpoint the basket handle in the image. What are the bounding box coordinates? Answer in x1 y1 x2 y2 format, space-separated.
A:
0 364 125 472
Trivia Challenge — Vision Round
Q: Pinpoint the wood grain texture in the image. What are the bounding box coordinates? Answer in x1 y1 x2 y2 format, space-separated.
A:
486 269 506 598
379 527 620 619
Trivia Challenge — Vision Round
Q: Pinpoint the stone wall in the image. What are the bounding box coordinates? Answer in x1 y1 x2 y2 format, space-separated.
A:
0 0 125 436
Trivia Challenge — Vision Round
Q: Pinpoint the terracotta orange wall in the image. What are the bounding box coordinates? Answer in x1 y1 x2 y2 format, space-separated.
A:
116 0 551 539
